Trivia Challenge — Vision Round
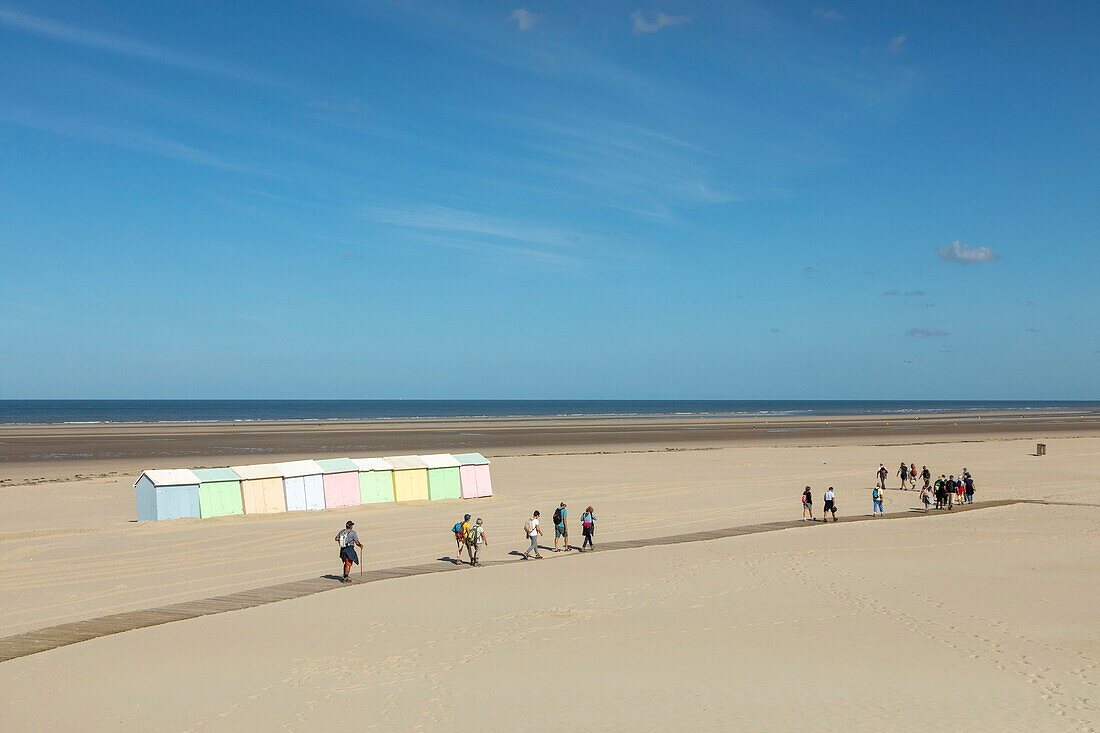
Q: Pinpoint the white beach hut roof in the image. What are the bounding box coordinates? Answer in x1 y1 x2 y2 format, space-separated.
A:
421 453 461 468
136 468 200 487
385 455 429 470
350 457 394 471
230 463 283 480
275 459 325 478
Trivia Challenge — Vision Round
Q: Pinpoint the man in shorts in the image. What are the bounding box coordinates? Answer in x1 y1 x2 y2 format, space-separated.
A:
877 464 888 491
553 502 570 552
466 518 487 566
453 513 472 560
802 486 814 521
921 466 932 490
823 487 838 522
335 521 363 583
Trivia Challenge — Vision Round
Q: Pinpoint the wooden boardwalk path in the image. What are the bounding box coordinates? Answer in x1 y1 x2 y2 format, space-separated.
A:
0 499 1041 664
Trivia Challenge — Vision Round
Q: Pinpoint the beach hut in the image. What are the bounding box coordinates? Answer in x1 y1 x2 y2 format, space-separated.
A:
192 467 244 518
454 453 493 498
422 453 462 501
351 457 396 504
276 460 327 512
315 458 362 508
232 463 287 515
135 469 201 521
386 455 430 502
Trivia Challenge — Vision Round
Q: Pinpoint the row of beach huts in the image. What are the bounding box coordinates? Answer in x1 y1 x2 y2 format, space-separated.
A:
135 452 492 521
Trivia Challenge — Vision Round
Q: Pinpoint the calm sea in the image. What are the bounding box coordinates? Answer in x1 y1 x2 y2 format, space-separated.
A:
1 400 1098 425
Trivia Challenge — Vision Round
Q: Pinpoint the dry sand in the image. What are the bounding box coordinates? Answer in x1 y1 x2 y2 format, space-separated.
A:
0 415 1098 730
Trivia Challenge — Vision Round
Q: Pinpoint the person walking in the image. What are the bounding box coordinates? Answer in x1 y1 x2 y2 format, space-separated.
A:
909 463 918 490
522 510 543 559
580 506 596 551
872 484 885 516
823 486 838 522
897 462 909 490
964 474 975 504
945 475 957 510
452 513 472 560
919 484 932 512
553 502 570 552
921 465 932 490
877 464 888 492
334 520 363 583
466 518 487 566
802 486 815 521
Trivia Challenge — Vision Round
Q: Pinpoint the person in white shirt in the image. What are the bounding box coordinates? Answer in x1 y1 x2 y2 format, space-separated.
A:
522 510 543 559
822 487 838 522
467 518 488 567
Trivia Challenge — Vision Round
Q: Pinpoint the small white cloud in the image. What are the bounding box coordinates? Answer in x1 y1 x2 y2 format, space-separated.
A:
813 8 843 22
907 327 948 338
886 34 907 54
510 8 538 31
937 240 999 264
631 10 691 34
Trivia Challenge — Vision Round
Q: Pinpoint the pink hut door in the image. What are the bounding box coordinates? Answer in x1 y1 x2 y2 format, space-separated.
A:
459 465 480 499
474 465 493 497
324 472 361 508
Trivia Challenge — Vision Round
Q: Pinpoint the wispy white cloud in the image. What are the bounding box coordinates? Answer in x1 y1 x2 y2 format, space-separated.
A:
907 327 948 338
886 34 907 54
0 6 276 85
812 8 844 22
937 240 999 264
631 11 692 34
359 204 617 268
0 108 259 174
509 8 538 32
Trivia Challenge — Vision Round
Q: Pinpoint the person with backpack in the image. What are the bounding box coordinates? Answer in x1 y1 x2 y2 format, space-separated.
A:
964 475 975 504
897 462 909 490
452 514 472 560
580 506 597 551
872 485 885 516
823 487 838 522
522 510 543 559
945 475 957 510
921 466 932 490
334 520 363 583
934 475 946 509
802 486 814 521
553 502 570 552
877 464 888 491
466 518 487 566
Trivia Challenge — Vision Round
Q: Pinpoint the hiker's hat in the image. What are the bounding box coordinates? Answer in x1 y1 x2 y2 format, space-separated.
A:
464 513 471 520
346 520 354 528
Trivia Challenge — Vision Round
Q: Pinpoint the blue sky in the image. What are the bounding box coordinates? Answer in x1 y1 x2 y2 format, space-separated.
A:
1 1 1097 399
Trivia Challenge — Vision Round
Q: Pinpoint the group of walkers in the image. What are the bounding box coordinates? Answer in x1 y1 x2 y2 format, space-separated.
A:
519 503 598 560
921 470 976 511
801 463 978 522
333 503 598 579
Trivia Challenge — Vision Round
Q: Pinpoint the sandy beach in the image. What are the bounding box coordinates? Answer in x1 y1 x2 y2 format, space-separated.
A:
1 413 1098 731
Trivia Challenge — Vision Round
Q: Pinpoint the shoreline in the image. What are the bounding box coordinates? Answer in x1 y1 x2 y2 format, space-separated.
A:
2 410 1098 470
